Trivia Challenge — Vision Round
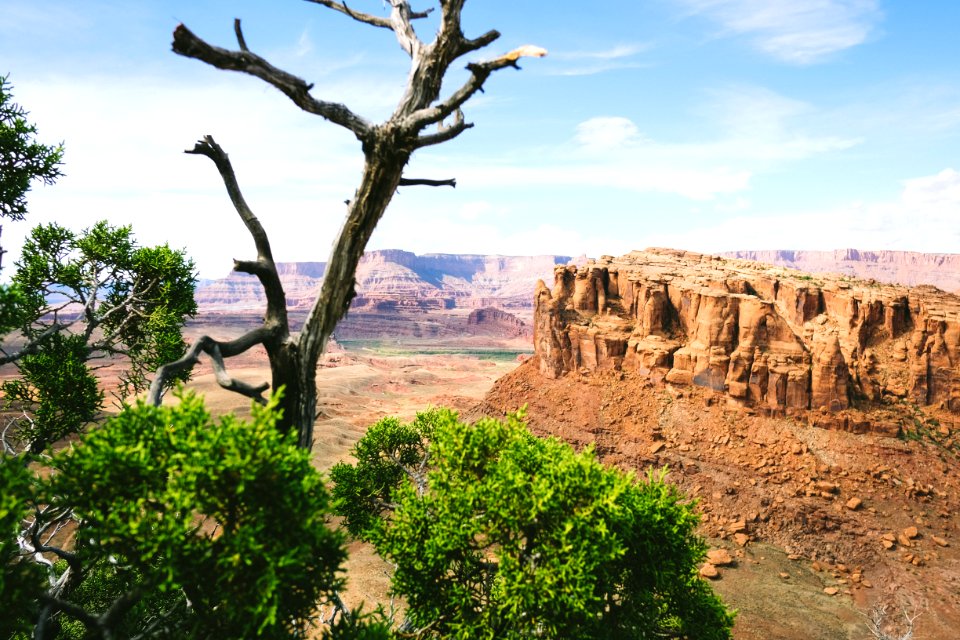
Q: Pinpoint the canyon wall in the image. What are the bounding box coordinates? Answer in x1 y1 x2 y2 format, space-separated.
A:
722 249 960 293
535 248 960 414
196 250 576 313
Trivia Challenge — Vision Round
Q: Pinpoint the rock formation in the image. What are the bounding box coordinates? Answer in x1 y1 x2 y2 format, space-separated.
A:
196 250 576 314
466 307 529 338
722 249 960 293
535 248 960 415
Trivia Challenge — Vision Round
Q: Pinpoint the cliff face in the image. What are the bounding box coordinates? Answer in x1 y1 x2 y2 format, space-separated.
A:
466 307 529 338
535 248 960 415
196 250 574 313
722 249 960 293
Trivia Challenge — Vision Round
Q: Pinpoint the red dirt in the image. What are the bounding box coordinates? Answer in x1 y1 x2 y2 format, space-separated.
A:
471 358 960 640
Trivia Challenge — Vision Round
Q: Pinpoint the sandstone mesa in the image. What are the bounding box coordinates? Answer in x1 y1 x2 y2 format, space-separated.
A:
534 248 960 424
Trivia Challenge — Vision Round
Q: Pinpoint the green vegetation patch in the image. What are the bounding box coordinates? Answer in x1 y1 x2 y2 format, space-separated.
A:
338 339 531 362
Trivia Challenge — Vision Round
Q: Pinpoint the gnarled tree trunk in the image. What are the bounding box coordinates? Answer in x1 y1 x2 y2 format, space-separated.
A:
149 1 545 448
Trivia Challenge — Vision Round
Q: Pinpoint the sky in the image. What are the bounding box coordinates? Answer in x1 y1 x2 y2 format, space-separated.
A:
2 0 960 278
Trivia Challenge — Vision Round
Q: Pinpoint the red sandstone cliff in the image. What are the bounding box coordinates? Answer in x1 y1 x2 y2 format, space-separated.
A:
466 307 529 338
535 248 960 416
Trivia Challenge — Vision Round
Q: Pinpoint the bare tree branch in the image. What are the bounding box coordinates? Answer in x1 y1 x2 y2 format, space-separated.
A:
98 586 145 630
209 343 270 403
387 1 425 57
459 30 501 57
29 509 81 576
864 597 924 640
1 413 26 455
233 18 249 52
37 597 98 639
398 177 456 188
148 329 273 405
167 3 544 448
414 120 473 148
304 0 393 29
186 136 288 329
171 24 371 138
0 323 64 366
405 45 547 131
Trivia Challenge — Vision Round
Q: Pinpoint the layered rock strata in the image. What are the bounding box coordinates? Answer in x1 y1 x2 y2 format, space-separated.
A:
534 249 960 414
466 307 529 338
196 251 576 313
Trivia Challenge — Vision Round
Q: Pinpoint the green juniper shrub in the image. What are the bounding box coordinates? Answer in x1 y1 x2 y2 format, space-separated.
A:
332 407 735 640
0 456 45 638
46 390 347 638
2 221 196 453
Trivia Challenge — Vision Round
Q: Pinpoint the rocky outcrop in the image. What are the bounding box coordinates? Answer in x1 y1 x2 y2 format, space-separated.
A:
466 307 529 338
722 249 960 293
535 248 960 414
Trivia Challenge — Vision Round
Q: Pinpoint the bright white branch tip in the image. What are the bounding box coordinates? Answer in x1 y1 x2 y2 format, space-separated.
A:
498 45 548 62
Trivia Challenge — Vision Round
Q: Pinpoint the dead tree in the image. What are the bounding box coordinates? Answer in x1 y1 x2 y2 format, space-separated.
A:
148 1 545 448
864 598 923 640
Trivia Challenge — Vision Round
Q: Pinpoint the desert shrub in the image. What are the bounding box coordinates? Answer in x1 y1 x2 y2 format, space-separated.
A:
332 408 734 639
0 456 44 638
45 390 346 638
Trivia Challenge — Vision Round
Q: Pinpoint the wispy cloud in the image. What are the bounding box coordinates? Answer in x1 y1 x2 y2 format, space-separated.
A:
409 85 858 206
697 85 860 160
900 168 960 208
549 42 653 76
552 43 652 61
676 0 882 64
2 73 372 278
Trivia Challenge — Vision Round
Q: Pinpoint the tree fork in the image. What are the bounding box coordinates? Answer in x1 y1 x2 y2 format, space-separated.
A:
159 1 544 448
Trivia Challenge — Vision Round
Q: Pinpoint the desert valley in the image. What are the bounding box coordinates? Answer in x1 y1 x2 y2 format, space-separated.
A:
170 247 960 640
7 2 960 637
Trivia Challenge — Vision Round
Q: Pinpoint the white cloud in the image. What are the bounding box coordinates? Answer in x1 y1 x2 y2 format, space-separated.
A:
429 86 854 203
575 116 642 149
900 168 960 207
360 167 960 264
295 29 313 57
458 201 507 221
644 168 960 254
699 86 860 160
0 2 95 39
715 196 751 212
437 162 751 201
2 73 373 279
677 0 882 63
371 208 628 261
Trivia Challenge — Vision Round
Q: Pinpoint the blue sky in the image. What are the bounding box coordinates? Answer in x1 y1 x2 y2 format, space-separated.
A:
3 0 960 277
